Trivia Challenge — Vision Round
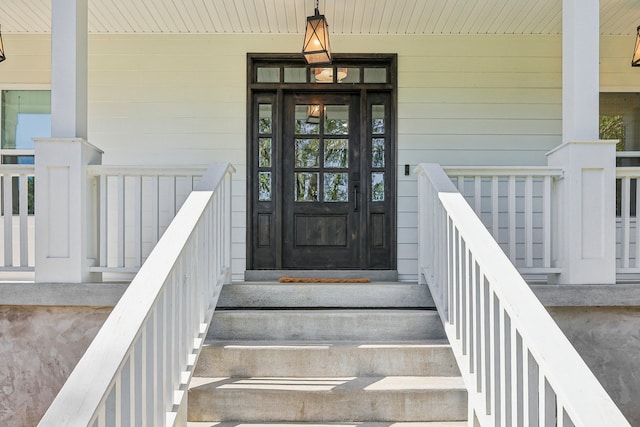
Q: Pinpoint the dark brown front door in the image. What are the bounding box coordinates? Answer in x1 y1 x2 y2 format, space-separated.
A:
247 54 397 272
282 93 360 268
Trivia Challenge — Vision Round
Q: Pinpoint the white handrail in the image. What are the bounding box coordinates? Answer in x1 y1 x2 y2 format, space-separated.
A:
0 164 35 271
444 166 562 275
38 162 234 427
417 163 630 427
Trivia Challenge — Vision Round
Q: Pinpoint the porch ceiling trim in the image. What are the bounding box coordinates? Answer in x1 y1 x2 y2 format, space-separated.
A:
1 0 639 36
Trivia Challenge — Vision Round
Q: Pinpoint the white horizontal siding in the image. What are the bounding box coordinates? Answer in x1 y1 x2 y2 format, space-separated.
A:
1 34 638 281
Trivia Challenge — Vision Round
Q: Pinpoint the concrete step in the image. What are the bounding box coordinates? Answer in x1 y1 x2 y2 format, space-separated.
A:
194 341 460 378
188 423 468 427
207 309 446 341
188 376 467 423
217 283 435 308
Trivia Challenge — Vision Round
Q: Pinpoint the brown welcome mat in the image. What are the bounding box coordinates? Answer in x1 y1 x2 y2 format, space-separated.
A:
278 277 371 283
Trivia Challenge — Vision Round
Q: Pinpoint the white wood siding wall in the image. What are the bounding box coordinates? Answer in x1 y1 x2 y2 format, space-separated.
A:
1 34 638 281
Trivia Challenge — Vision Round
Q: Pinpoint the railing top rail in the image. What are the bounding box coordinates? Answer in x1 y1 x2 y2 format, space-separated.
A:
87 164 210 177
616 151 640 158
38 162 233 426
616 167 640 177
443 165 563 177
0 164 35 175
416 162 631 427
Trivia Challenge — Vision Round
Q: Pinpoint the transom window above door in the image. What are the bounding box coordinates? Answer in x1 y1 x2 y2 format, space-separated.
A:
249 54 395 87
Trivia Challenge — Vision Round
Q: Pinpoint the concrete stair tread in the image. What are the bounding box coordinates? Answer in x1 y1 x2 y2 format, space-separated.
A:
188 375 467 422
218 283 435 308
208 309 445 341
188 423 468 426
189 376 465 392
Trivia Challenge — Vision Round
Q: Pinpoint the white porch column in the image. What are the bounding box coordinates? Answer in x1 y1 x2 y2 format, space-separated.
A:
51 0 88 139
34 0 101 283
547 141 617 285
562 0 599 143
34 139 102 283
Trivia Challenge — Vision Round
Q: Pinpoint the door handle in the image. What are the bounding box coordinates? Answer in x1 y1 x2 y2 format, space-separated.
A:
353 185 358 212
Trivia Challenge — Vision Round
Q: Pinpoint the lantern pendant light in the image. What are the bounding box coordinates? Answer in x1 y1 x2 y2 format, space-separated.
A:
0 25 6 63
633 26 640 67
302 0 332 65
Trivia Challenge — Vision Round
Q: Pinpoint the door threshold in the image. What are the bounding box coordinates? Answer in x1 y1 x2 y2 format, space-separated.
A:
244 270 398 282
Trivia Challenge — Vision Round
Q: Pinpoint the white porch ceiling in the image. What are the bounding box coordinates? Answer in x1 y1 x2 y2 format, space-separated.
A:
0 0 638 36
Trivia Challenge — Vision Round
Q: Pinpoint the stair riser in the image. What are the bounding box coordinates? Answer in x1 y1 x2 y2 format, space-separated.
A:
208 311 446 341
188 389 467 422
218 284 435 308
195 346 460 377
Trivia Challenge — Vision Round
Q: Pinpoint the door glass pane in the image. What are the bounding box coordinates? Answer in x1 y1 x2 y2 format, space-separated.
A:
312 67 358 84
259 104 272 134
372 172 385 201
295 172 319 201
325 105 348 135
337 68 361 84
295 139 320 167
364 68 387 83
324 173 348 202
295 105 320 134
257 67 280 83
258 172 272 201
324 139 348 168
372 105 385 134
259 138 272 167
372 138 385 168
284 67 307 83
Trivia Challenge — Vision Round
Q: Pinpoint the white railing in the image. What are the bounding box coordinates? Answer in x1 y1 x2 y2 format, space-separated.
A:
87 165 208 274
0 165 35 271
616 167 640 274
417 163 630 427
38 163 234 427
444 167 562 276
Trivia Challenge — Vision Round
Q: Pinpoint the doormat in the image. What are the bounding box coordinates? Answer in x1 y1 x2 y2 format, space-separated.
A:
278 277 371 283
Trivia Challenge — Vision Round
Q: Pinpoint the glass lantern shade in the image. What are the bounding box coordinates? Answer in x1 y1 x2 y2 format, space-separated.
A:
302 10 332 65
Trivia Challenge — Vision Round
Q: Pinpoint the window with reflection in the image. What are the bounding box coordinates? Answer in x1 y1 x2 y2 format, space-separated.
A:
296 172 319 201
324 173 348 202
324 139 348 168
325 105 348 135
372 172 385 201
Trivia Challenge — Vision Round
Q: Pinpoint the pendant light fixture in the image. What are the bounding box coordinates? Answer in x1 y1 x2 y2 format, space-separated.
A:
0 25 6 63
633 25 640 67
302 0 332 65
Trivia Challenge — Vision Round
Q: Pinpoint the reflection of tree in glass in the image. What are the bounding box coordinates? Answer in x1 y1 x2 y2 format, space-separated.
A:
259 117 272 134
325 139 348 168
296 139 319 167
324 173 348 202
599 115 624 151
258 172 271 201
372 172 384 201
296 120 319 135
296 173 318 201
372 138 385 168
325 118 348 135
259 138 272 167
372 118 385 134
